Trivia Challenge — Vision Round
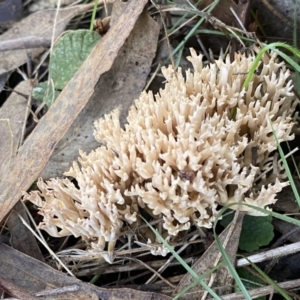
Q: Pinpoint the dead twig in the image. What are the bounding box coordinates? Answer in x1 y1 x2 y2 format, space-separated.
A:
0 37 51 52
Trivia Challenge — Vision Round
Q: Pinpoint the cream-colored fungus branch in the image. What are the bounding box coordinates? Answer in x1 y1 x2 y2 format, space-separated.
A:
24 49 298 263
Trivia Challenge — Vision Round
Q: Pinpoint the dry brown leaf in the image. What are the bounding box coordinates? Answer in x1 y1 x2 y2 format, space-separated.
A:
7 201 45 262
0 242 100 299
0 81 44 261
198 0 237 26
0 0 148 225
0 275 39 300
41 4 160 179
0 80 29 179
0 243 171 300
28 0 74 13
0 80 44 260
273 183 300 213
174 212 244 299
251 0 300 41
0 3 93 74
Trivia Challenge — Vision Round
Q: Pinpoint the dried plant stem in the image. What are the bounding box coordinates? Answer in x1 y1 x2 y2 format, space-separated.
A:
212 278 300 300
0 37 51 52
237 241 300 267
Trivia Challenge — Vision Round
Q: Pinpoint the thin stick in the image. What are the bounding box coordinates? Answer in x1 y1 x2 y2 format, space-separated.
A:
0 37 51 52
237 241 300 267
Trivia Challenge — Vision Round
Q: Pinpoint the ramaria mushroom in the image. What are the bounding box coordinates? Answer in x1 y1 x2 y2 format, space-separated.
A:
24 49 299 262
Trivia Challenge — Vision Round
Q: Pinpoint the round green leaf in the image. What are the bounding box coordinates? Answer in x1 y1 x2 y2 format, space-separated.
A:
220 212 274 253
239 215 274 252
33 82 48 101
33 81 60 107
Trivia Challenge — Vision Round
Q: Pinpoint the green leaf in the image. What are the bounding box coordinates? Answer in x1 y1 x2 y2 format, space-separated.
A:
221 213 274 252
239 215 274 252
237 268 266 300
33 82 60 107
32 82 48 101
49 29 101 90
34 30 101 107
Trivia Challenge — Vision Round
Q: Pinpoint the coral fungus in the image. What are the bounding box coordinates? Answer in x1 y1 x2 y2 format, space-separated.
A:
24 49 298 262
